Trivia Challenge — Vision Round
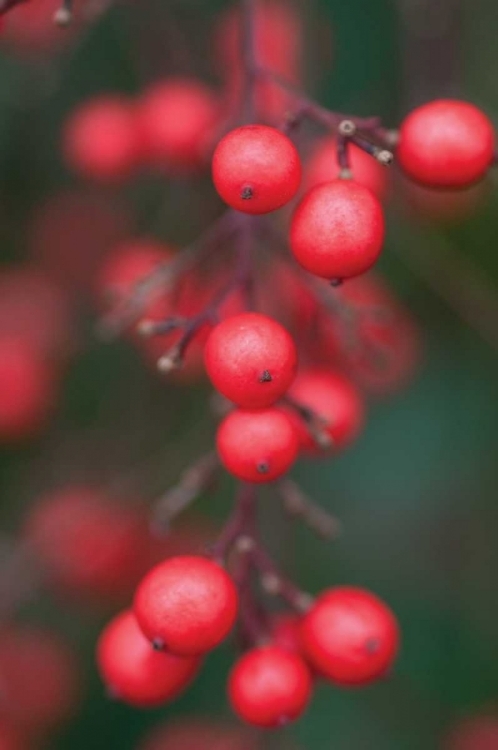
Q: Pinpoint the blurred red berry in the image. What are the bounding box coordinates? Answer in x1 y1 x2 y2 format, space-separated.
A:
213 125 302 214
0 626 81 734
443 716 498 750
270 612 304 656
24 486 151 606
286 369 365 454
136 78 221 171
0 336 57 442
290 181 385 280
217 408 299 483
136 718 257 750
63 96 140 182
134 555 238 656
305 137 390 200
0 722 24 750
300 587 400 686
97 610 201 708
205 312 297 408
228 645 312 728
397 99 495 188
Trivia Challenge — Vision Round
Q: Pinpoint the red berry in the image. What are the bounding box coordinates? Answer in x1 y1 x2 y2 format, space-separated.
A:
137 719 256 750
24 486 150 605
444 716 498 750
0 627 81 733
63 96 139 182
305 136 389 200
287 369 365 453
228 645 312 728
133 556 238 656
217 408 299 483
270 613 304 656
300 587 400 686
0 336 56 442
212 125 301 214
97 610 200 708
290 181 385 280
137 78 220 171
397 99 495 188
204 312 297 408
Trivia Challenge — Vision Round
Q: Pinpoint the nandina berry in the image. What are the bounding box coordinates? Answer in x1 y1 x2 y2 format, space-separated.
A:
96 239 174 328
216 408 299 483
137 719 256 750
63 96 139 182
136 78 220 171
228 645 312 728
0 336 57 442
133 555 238 656
287 369 365 453
397 99 495 188
212 125 301 214
97 610 201 708
443 716 498 750
305 136 389 200
24 486 151 605
270 613 304 655
204 312 297 408
300 586 400 686
0 722 24 750
0 267 72 359
0 627 81 733
290 181 385 280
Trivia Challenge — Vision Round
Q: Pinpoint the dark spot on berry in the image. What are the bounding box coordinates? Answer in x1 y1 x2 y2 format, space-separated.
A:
329 278 343 287
259 370 272 383
365 638 380 654
257 461 270 474
152 638 165 651
240 186 254 200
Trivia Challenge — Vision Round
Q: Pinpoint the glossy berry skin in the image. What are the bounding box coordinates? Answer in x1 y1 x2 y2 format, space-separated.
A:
397 99 495 188
228 645 312 728
63 96 139 182
290 181 385 280
305 136 389 200
217 408 299 483
212 125 301 214
0 627 80 733
287 369 365 454
204 312 297 408
137 78 220 171
300 587 400 686
0 336 56 442
134 556 238 656
97 610 201 708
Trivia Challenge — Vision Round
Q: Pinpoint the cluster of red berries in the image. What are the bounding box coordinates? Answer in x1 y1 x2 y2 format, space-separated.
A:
63 78 221 182
97 552 399 728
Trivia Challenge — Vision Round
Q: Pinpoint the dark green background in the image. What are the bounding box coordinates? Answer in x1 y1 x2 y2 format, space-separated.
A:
0 0 497 747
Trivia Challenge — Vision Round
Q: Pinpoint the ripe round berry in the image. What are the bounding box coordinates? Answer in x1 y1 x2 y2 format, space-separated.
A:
24 486 150 605
228 645 312 728
97 610 201 708
305 136 389 199
63 96 139 182
137 78 220 171
212 125 301 214
0 336 56 442
133 556 238 656
290 181 385 280
217 408 299 483
287 369 365 454
137 719 256 750
204 312 297 408
300 587 400 686
0 627 81 733
397 99 495 188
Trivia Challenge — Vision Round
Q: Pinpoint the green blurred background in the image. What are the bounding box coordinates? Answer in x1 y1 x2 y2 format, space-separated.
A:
0 0 498 747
